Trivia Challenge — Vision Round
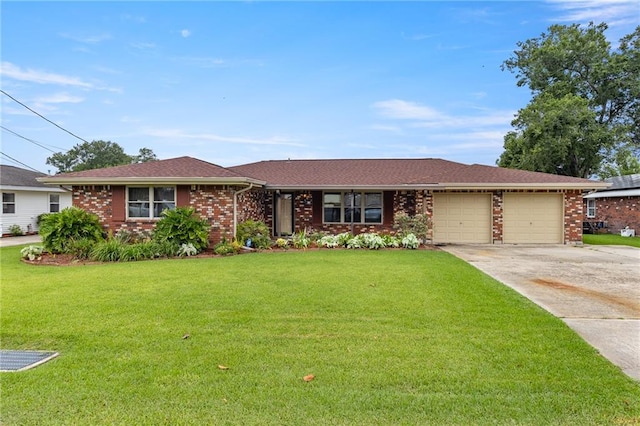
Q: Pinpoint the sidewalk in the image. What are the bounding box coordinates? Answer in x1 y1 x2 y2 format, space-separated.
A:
0 235 42 247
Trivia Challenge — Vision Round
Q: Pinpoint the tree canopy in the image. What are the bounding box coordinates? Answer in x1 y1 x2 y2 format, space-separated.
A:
47 141 157 173
498 23 640 178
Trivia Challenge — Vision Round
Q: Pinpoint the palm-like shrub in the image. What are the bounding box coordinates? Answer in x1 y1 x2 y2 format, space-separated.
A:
153 207 210 253
39 207 105 253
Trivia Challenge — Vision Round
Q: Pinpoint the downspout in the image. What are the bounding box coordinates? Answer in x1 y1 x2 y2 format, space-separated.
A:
233 183 254 240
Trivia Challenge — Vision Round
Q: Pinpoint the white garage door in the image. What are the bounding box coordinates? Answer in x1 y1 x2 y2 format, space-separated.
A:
503 193 563 244
433 193 492 244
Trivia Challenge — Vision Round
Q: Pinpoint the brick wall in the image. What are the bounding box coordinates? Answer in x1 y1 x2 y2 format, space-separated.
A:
564 190 583 243
585 196 640 234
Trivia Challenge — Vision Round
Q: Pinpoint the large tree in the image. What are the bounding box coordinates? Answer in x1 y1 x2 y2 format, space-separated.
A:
498 23 640 178
47 141 157 173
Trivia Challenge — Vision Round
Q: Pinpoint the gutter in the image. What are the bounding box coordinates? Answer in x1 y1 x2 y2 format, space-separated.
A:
233 183 254 240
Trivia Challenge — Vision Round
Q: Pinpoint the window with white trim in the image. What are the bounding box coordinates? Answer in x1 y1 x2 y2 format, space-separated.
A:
2 192 15 214
586 199 596 218
323 192 382 224
49 194 60 213
127 187 175 219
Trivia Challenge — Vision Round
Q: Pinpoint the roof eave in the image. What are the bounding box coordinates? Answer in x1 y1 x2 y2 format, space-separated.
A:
263 184 440 191
37 176 266 186
440 182 611 190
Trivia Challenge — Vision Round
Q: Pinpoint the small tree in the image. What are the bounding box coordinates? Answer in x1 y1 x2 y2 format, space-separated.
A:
393 213 430 242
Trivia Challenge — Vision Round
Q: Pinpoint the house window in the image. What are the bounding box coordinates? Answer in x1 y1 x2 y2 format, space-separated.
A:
127 187 175 219
323 192 382 224
2 193 15 214
49 194 60 213
586 199 596 218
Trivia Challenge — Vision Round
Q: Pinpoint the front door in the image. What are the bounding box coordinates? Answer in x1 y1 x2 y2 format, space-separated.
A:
275 193 294 236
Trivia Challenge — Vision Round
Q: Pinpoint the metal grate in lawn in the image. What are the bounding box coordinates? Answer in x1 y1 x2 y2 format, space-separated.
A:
0 350 59 372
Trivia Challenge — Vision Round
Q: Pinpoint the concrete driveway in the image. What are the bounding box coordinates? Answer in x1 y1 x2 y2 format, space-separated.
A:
440 244 640 381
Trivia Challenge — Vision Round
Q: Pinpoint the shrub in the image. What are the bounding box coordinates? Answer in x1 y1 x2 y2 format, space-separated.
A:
393 213 430 241
9 224 23 236
66 238 97 260
401 233 420 249
20 245 43 261
361 233 385 250
236 220 271 249
153 207 210 253
292 228 310 249
39 207 105 253
90 239 125 262
177 243 198 257
214 239 239 256
275 238 289 249
320 235 340 248
381 234 400 248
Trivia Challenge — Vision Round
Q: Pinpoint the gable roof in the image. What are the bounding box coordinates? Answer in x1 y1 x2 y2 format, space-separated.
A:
230 159 607 190
0 165 67 192
38 156 265 186
584 173 640 199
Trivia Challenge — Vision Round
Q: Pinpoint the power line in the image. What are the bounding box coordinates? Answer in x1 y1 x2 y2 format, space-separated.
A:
0 89 90 144
0 152 45 174
1 125 62 153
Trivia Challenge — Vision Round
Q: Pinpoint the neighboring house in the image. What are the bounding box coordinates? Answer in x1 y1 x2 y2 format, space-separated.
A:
39 156 607 245
583 173 640 235
0 165 72 237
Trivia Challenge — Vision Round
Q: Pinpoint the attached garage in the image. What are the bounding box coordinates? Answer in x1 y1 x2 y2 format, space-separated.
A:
503 193 563 244
432 193 492 244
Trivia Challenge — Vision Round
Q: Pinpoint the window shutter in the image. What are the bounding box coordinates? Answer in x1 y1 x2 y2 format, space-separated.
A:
312 191 323 226
112 186 126 221
383 191 395 226
177 185 190 207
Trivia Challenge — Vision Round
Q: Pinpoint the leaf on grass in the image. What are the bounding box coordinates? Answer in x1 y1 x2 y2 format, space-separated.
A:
303 374 315 382
218 365 229 370
182 333 190 339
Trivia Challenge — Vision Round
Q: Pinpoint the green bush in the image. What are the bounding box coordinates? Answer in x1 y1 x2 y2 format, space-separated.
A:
393 213 430 241
236 219 271 249
66 238 97 260
20 245 44 261
9 224 24 236
39 207 105 253
214 239 240 256
153 207 210 253
90 239 125 262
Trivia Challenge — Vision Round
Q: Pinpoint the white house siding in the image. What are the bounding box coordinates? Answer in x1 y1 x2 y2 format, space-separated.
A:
0 189 72 236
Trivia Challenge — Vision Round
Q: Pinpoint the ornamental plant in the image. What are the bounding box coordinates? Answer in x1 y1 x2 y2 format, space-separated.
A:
401 233 420 249
393 212 430 241
236 219 271 249
39 207 105 253
153 207 210 253
20 245 43 261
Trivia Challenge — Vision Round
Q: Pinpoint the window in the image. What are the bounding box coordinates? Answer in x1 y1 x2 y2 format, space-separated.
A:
128 187 175 219
323 192 382 224
49 194 60 213
2 193 15 214
586 199 596 218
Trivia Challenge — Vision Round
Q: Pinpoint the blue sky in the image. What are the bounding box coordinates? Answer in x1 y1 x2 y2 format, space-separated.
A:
1 1 638 174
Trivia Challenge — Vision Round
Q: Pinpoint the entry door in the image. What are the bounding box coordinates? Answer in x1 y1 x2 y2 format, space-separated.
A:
275 193 293 236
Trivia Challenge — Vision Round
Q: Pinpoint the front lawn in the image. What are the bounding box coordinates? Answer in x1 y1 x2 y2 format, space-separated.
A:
1 247 639 425
584 233 640 248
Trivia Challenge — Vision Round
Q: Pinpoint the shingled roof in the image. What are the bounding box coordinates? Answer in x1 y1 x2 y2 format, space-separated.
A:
0 165 49 189
230 158 607 190
38 156 607 190
38 156 265 186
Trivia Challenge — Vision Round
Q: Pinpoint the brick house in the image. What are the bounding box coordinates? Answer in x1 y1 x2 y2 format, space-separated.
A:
39 156 607 245
583 173 640 235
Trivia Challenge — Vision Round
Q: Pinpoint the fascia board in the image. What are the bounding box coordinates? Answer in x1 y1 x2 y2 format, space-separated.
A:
584 188 640 198
0 185 69 192
440 182 611 190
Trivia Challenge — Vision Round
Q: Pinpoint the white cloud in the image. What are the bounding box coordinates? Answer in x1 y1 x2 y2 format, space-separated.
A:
547 0 640 27
181 29 191 38
372 99 514 130
141 128 306 147
60 32 112 44
0 62 94 88
33 93 84 104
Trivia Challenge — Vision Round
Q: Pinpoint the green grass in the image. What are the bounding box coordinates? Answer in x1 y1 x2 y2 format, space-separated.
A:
584 233 640 248
1 247 639 425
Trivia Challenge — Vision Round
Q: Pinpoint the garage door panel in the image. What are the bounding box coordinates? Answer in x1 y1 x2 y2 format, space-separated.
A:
503 193 563 244
433 193 491 244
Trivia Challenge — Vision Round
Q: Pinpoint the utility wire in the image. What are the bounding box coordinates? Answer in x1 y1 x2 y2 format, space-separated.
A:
0 151 45 174
0 89 90 144
1 125 61 153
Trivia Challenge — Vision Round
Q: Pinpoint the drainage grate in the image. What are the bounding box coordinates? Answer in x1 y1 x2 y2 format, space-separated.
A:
0 350 59 372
